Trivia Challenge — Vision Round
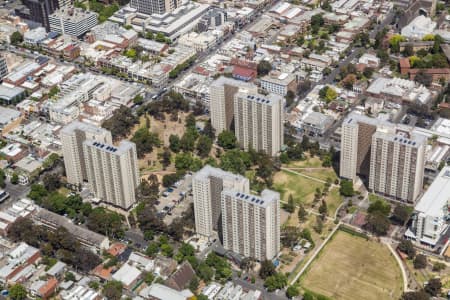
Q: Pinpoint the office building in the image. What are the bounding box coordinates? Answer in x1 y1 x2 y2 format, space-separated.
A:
209 77 257 135
49 7 98 37
234 92 283 156
16 0 60 31
130 0 182 15
369 129 426 203
60 121 112 186
83 140 140 210
260 71 297 96
406 166 450 247
198 8 227 32
221 189 280 261
193 165 249 237
0 57 8 81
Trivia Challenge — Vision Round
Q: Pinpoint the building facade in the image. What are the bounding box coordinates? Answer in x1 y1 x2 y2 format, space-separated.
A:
130 0 182 15
209 77 257 135
16 0 60 31
0 56 8 81
234 92 283 156
83 140 140 210
221 189 280 261
407 166 450 247
339 115 377 182
340 113 427 203
60 121 112 186
260 71 296 96
49 7 98 37
192 165 249 238
369 130 426 203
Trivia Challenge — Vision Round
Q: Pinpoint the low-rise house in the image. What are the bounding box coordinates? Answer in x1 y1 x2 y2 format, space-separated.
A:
30 277 58 299
165 261 195 291
33 208 110 251
46 261 67 279
0 243 41 284
139 283 194 300
59 284 101 300
111 263 142 290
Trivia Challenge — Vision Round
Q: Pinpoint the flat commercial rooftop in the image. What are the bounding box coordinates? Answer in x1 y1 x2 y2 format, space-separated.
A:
415 166 450 218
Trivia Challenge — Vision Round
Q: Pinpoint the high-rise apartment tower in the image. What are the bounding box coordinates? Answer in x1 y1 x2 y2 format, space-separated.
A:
221 189 280 261
234 91 283 156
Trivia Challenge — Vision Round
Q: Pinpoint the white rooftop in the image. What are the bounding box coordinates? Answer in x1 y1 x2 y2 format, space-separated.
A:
415 166 450 218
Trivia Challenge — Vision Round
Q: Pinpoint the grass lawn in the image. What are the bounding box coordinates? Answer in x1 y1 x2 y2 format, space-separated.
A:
294 168 338 182
325 187 343 218
273 170 324 205
284 155 323 168
405 259 450 289
301 231 404 300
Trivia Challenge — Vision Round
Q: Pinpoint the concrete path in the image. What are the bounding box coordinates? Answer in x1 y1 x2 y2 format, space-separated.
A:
384 240 410 292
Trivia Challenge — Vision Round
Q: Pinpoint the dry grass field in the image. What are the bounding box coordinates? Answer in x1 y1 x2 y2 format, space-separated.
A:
301 231 404 300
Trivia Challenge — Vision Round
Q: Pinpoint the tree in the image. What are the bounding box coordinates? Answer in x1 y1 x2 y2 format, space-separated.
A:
281 226 300 248
220 149 251 175
339 179 354 196
132 127 161 158
284 194 295 213
169 134 181 153
10 173 19 185
414 70 432 87
197 262 214 282
196 135 212 158
203 120 215 139
9 284 27 300
185 113 196 129
286 286 300 299
413 254 427 269
102 281 123 300
43 173 61 192
0 169 6 189
298 203 308 221
401 290 430 300
189 276 199 293
389 34 406 53
365 211 390 236
259 260 276 279
257 60 272 76
218 130 237 149
362 66 374 79
392 205 411 225
180 129 198 152
318 200 328 217
133 94 144 105
311 14 324 34
397 240 416 259
285 90 296 107
10 31 23 45
160 148 171 169
102 105 137 140
193 100 205 116
432 262 446 272
402 44 414 57
264 273 287 292
48 86 60 98
313 215 323 233
425 278 442 296
368 198 391 216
